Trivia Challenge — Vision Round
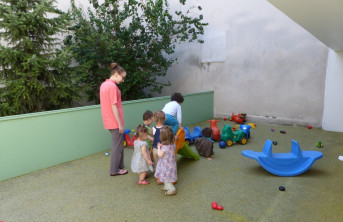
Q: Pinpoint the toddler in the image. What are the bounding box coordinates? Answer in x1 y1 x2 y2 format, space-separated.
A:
152 111 166 184
162 92 184 134
142 110 154 154
155 126 177 196
194 127 214 160
131 124 153 185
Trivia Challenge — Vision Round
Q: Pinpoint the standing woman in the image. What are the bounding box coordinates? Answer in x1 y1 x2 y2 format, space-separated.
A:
100 62 128 176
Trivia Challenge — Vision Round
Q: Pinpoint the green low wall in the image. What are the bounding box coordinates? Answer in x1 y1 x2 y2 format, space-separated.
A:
0 91 213 181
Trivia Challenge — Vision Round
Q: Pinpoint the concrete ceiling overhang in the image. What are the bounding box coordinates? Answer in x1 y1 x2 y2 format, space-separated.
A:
268 0 343 52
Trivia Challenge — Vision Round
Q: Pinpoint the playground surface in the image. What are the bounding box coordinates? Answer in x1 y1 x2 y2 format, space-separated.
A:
1 120 343 222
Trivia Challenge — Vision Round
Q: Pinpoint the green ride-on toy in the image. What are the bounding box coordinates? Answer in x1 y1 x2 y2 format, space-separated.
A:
220 125 247 147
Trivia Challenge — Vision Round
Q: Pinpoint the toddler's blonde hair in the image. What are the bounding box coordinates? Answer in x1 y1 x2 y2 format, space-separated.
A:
153 110 166 124
160 126 175 145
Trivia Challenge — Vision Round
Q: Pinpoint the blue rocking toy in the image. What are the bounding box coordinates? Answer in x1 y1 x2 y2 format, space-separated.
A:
242 139 323 176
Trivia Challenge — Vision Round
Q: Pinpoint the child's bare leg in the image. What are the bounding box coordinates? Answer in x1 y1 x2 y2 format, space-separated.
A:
149 148 154 162
153 149 159 170
139 172 147 181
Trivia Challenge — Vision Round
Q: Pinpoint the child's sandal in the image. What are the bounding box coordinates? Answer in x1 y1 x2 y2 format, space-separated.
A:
164 190 177 196
138 180 149 185
156 178 163 185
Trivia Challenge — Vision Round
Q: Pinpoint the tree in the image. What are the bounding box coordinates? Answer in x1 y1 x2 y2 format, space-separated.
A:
0 0 80 116
66 0 207 102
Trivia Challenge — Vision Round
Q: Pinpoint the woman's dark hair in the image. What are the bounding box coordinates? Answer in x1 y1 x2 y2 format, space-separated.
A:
110 62 125 76
171 92 184 103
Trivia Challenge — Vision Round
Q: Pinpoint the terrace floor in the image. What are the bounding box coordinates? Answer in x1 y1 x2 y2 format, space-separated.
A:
1 120 343 222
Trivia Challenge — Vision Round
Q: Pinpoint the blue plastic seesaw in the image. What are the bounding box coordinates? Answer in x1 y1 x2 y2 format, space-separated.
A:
241 139 323 176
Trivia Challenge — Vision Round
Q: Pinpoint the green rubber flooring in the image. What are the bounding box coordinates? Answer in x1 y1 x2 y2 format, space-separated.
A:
1 120 342 222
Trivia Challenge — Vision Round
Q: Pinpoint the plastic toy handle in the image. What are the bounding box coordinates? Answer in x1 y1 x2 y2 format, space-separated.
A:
175 128 185 151
175 128 186 160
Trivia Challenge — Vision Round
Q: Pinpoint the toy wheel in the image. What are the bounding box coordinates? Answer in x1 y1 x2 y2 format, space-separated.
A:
226 140 233 147
241 138 247 145
123 140 127 147
185 140 190 145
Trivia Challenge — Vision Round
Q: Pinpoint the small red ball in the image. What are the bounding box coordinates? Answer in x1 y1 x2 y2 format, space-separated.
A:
308 125 312 129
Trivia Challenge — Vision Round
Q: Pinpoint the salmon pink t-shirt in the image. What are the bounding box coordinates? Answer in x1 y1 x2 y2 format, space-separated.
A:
100 79 124 129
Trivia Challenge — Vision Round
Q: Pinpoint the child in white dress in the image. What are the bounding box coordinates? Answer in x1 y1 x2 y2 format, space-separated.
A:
131 124 153 185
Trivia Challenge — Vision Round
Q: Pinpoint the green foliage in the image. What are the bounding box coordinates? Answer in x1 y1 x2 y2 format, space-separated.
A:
66 0 207 102
0 0 80 116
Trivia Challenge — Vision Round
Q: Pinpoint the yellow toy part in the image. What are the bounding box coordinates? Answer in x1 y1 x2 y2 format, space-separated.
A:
175 128 186 158
174 128 199 160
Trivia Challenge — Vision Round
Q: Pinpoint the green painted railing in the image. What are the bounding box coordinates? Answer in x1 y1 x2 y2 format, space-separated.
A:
0 91 213 181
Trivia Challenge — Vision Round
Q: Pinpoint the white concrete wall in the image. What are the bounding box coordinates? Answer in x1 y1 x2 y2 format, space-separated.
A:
322 50 343 132
157 0 329 128
53 0 331 128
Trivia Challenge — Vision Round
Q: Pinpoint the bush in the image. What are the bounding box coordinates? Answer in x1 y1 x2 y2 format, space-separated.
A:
66 0 208 102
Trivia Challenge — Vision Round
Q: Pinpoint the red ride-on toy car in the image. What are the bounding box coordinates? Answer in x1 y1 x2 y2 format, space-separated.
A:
208 119 220 141
229 113 246 124
123 129 136 147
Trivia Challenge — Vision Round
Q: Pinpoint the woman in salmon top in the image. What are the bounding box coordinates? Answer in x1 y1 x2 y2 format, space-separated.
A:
100 62 128 176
